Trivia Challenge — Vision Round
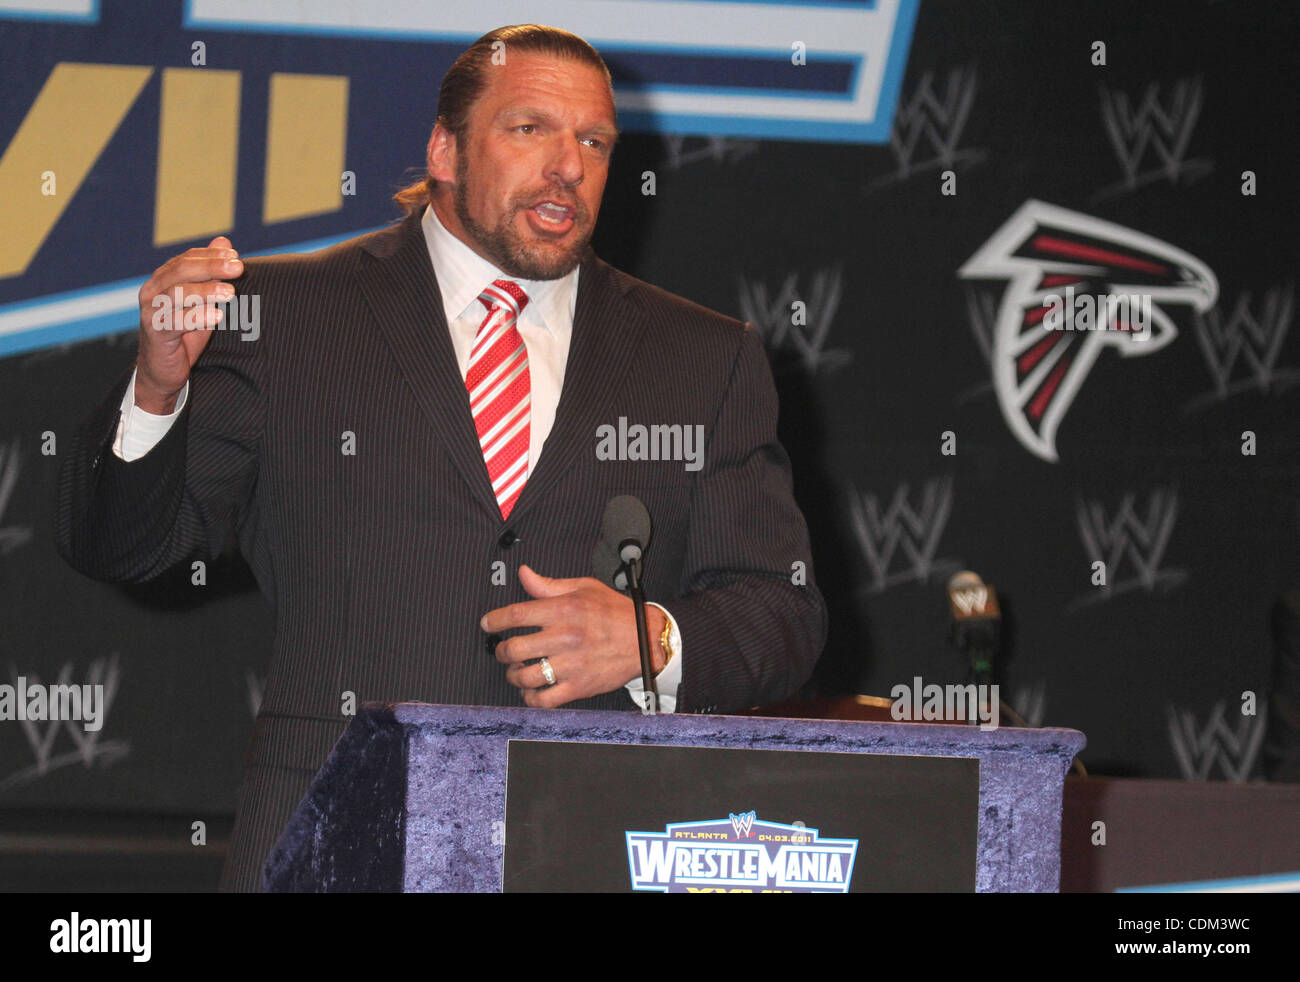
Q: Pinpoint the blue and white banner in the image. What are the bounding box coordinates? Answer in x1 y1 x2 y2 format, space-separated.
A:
0 0 918 358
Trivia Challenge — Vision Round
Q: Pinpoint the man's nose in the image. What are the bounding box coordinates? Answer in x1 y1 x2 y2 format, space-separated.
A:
545 133 585 188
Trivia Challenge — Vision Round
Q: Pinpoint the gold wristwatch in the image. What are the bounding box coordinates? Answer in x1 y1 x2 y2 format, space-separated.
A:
657 609 681 673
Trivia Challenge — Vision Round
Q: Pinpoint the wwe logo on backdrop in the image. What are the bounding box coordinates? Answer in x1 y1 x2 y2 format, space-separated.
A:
849 476 961 593
738 267 850 373
958 200 1218 462
729 811 756 838
871 65 985 188
1166 701 1267 781
661 135 759 171
1093 78 1214 202
0 439 34 555
0 655 130 793
1070 487 1187 609
1183 285 1300 413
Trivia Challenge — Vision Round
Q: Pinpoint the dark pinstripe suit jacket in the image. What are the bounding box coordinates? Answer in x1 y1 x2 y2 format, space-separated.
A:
56 211 826 889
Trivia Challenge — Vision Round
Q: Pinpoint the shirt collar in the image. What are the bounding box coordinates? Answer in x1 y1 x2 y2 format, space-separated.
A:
421 204 577 335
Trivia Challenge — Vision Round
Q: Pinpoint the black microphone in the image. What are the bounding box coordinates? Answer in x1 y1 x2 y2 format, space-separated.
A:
591 496 657 713
591 495 651 591
946 570 1001 684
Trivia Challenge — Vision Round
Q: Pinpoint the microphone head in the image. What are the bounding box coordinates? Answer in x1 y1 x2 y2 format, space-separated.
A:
602 495 651 552
591 496 652 590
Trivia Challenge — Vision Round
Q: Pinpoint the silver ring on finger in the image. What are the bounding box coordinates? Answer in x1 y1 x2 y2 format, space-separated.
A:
539 657 556 686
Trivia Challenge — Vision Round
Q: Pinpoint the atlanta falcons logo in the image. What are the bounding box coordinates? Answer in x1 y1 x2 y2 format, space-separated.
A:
959 200 1217 461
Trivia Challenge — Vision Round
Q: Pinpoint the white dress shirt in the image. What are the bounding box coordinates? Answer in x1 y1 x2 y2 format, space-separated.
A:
112 205 681 710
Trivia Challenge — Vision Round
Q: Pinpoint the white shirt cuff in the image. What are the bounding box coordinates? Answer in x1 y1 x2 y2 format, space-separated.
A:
624 602 681 713
113 370 188 462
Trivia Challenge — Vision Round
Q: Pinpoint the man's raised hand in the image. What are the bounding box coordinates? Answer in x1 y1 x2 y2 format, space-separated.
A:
135 236 243 414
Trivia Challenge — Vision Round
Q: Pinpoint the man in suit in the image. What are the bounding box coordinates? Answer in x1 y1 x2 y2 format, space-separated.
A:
56 24 826 891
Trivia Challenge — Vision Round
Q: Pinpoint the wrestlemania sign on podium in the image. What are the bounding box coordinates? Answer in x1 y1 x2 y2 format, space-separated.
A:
502 740 979 892
625 814 860 893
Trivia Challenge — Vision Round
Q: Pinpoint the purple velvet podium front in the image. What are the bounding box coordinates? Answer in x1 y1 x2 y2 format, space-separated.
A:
263 703 1085 892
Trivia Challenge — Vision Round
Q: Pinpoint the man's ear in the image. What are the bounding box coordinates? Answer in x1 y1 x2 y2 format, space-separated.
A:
427 123 457 184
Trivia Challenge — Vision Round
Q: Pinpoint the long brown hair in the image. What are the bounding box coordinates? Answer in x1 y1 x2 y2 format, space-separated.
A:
393 24 614 215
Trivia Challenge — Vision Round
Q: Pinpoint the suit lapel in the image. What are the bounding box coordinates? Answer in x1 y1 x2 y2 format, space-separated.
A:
507 252 647 524
355 213 501 522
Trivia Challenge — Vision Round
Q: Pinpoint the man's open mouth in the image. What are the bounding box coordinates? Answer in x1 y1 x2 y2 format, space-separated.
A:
531 201 575 226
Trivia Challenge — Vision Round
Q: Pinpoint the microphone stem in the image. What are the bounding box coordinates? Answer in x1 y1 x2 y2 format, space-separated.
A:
623 559 658 715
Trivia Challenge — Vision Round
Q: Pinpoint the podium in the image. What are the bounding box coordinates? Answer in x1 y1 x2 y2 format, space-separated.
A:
264 703 1085 892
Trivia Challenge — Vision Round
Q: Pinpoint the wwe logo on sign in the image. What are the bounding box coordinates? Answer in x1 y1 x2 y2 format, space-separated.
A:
1183 285 1300 412
1071 488 1187 608
1167 701 1267 782
849 476 960 593
872 65 985 187
0 655 130 793
951 584 989 615
729 811 756 838
738 267 850 374
1093 77 1213 201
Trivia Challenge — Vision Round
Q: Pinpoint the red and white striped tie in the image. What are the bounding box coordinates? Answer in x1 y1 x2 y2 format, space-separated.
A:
466 279 530 520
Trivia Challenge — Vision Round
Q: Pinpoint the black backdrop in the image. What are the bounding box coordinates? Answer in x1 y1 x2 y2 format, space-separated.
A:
2 0 1297 820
